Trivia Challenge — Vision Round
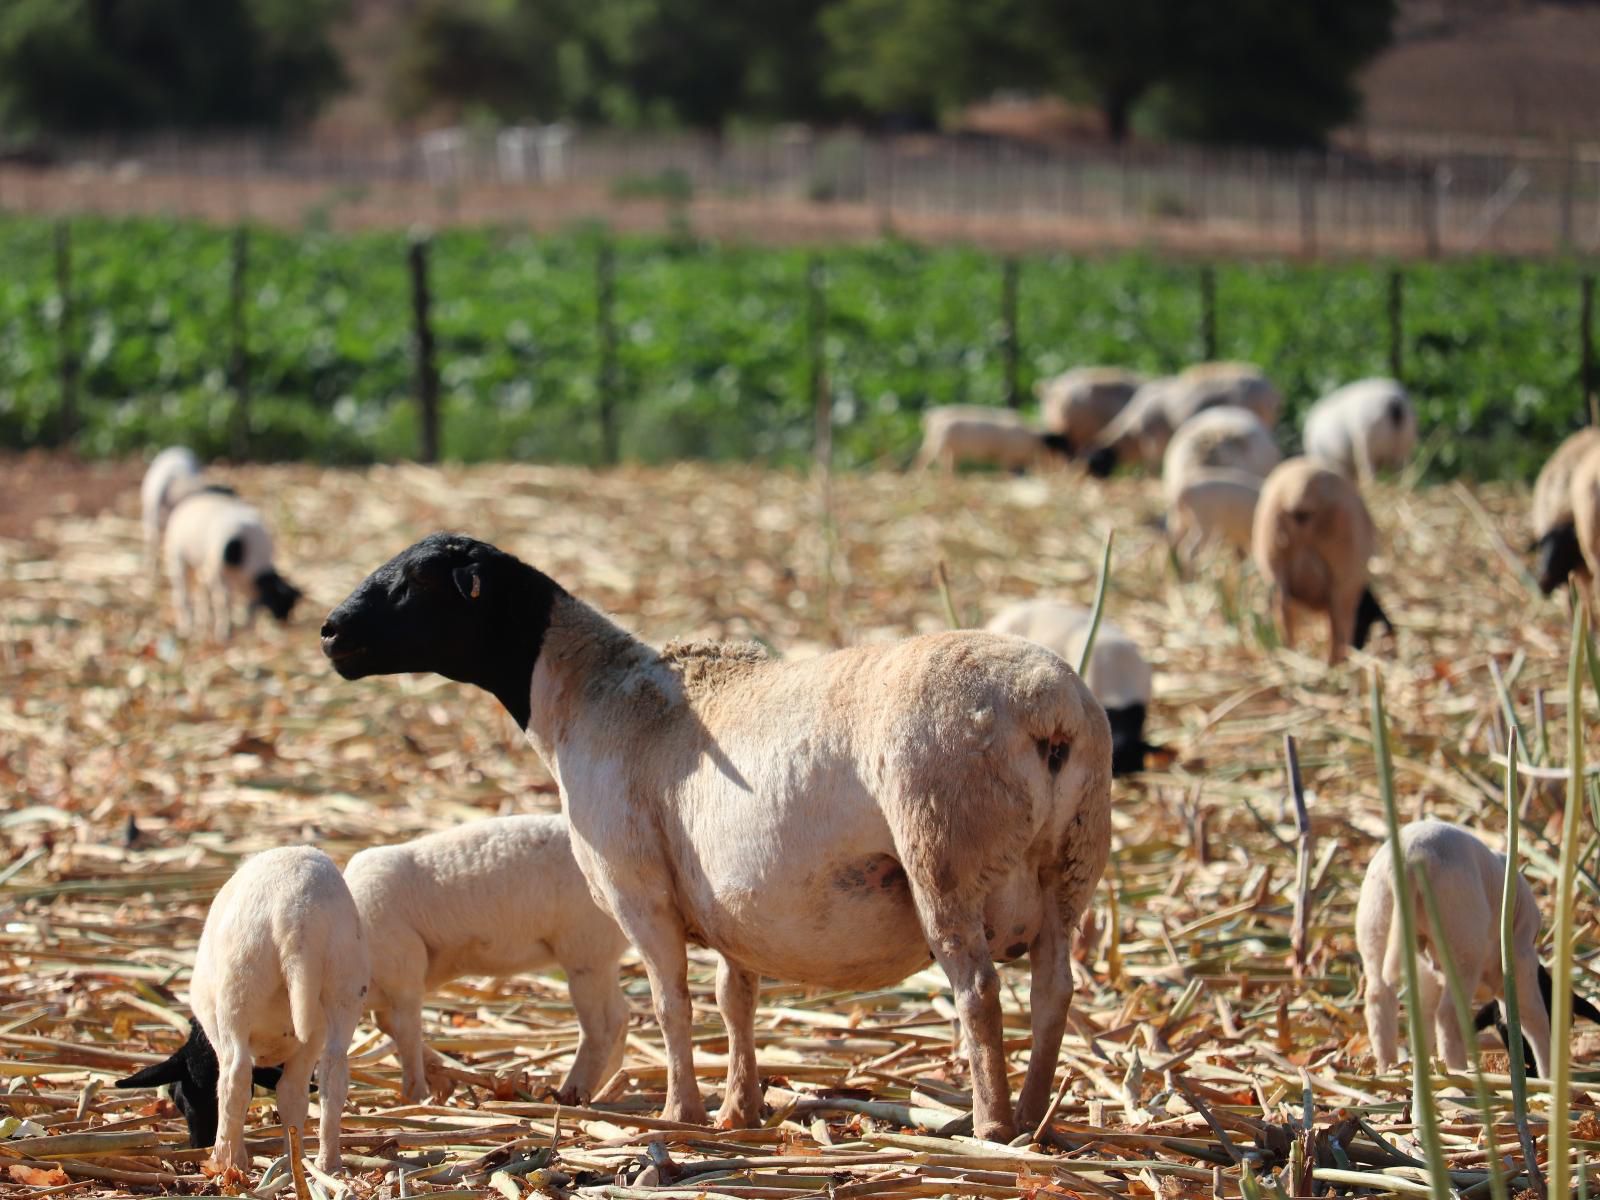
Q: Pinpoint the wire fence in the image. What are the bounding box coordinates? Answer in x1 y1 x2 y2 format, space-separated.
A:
5 127 1600 259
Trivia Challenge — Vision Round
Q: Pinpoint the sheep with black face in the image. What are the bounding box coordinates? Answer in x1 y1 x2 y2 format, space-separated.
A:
1529 427 1600 595
163 489 302 640
321 533 1112 1141
115 1021 286 1151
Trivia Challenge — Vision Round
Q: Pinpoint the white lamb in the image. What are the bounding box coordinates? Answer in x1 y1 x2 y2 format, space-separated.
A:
115 847 368 1174
1160 405 1281 504
1035 367 1145 453
321 532 1112 1141
985 599 1153 776
1168 469 1261 563
344 814 631 1106
163 489 302 640
1303 378 1418 482
1355 819 1550 1077
140 446 202 567
913 405 1071 472
1086 362 1281 478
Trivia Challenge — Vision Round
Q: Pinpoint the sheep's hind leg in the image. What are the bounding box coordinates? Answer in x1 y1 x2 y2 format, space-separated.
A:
374 1002 432 1105
211 1039 256 1172
558 966 629 1105
1015 884 1073 1131
713 955 763 1128
275 1043 316 1167
313 1009 357 1172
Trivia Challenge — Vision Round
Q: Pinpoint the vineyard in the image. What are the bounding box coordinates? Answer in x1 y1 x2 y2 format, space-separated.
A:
0 213 1594 479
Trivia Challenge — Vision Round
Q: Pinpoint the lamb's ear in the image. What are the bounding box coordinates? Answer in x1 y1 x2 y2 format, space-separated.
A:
452 565 481 601
116 1054 186 1089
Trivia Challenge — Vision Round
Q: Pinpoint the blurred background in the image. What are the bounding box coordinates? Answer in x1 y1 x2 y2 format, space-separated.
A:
1 0 1597 477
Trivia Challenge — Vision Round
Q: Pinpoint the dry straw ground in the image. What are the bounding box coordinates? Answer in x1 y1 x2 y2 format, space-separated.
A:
2 456 1598 1199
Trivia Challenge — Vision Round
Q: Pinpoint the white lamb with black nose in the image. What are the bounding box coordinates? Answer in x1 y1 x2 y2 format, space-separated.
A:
1303 378 1417 482
163 489 301 640
344 814 630 1105
320 532 1111 1142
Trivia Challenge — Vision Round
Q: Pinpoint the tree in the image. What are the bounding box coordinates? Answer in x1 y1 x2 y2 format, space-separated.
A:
0 0 349 135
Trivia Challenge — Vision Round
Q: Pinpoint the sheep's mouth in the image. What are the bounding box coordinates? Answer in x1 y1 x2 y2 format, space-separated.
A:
320 637 371 675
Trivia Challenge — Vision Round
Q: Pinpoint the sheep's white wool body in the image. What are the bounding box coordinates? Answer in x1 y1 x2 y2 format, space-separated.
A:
1303 378 1417 481
518 601 1111 1138
1160 405 1280 503
1036 367 1144 446
162 491 278 640
191 846 368 1173
1533 427 1600 539
1168 470 1261 562
914 405 1055 472
140 446 201 564
1354 818 1549 1076
984 600 1151 711
344 814 629 1105
1089 361 1281 470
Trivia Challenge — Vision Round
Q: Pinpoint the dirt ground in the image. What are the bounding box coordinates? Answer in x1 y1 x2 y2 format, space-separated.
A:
2 457 1598 1197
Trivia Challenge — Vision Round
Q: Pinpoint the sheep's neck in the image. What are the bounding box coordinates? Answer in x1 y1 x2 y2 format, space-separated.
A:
465 559 566 731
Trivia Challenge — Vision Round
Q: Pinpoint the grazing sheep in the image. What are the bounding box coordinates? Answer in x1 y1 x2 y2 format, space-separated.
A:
1530 427 1600 595
1168 470 1261 563
1251 458 1391 665
1563 440 1600 611
140 447 201 566
114 847 368 1173
163 490 302 640
1474 962 1600 1073
1086 362 1282 478
321 533 1112 1141
1356 819 1550 1077
913 405 1072 472
1035 367 1145 452
344 814 630 1106
985 599 1154 776
1303 378 1418 482
1160 405 1281 504
115 1023 287 1151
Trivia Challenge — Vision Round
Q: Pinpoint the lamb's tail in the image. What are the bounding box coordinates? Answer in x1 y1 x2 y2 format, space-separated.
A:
1382 885 1407 992
285 954 322 1047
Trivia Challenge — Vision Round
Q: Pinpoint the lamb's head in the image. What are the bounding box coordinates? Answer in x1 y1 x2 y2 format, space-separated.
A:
321 532 565 727
1534 522 1583 595
1085 445 1119 478
254 570 303 623
114 1019 283 1149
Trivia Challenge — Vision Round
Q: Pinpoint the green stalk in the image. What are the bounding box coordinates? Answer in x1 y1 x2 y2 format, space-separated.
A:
1549 605 1590 1199
1371 669 1453 1200
1503 740 1545 1200
1417 873 1508 1200
1077 529 1116 676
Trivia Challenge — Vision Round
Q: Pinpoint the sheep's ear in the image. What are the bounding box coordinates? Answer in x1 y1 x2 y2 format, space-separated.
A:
452 565 481 601
116 1054 186 1089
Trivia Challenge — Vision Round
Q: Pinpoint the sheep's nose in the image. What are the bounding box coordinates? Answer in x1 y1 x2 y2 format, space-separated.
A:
320 619 338 639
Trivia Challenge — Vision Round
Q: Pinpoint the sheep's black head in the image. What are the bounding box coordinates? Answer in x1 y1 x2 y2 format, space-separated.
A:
254 570 303 623
1085 445 1118 479
114 1018 284 1149
1105 703 1151 776
1474 963 1600 1074
1352 587 1393 652
1040 432 1074 460
320 532 565 729
1534 523 1583 596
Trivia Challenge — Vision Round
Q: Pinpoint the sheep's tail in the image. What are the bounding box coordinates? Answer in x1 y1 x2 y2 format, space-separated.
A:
285 955 321 1047
1382 885 1408 991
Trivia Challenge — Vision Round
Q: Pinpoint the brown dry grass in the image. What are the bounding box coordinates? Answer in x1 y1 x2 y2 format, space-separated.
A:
2 458 1599 1197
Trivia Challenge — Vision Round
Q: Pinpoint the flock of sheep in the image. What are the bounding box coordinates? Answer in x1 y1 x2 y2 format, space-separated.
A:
113 379 1600 1175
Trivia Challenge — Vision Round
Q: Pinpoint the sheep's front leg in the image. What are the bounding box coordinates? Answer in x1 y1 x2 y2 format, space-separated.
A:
913 891 1014 1142
617 909 707 1124
1016 886 1072 1130
714 955 763 1128
558 966 629 1105
374 1003 432 1105
1513 952 1553 1078
1433 947 1485 1072
314 1010 357 1173
211 1040 256 1172
209 577 234 642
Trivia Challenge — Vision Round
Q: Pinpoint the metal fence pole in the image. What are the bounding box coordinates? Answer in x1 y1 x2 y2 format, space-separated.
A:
1388 269 1404 383
808 255 830 472
1582 274 1596 426
408 235 440 464
54 220 78 442
596 238 620 464
228 227 250 459
1199 265 1218 361
1001 258 1020 408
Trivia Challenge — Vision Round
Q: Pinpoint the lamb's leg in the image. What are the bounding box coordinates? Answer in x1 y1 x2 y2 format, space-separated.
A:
1327 588 1359 667
1365 972 1401 1070
912 889 1014 1142
558 966 629 1105
713 955 763 1128
1276 587 1296 651
374 1002 432 1105
275 1044 315 1167
1414 966 1443 1064
1434 948 1485 1072
211 1040 255 1172
1514 952 1553 1078
168 559 195 638
1015 884 1073 1130
618 910 707 1124
313 1010 356 1173
209 577 233 642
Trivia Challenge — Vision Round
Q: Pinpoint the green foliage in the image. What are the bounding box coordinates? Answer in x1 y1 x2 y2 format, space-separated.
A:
0 213 1589 479
0 0 348 134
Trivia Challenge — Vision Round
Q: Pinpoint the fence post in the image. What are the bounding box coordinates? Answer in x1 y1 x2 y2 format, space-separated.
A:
1000 258 1020 408
1419 170 1441 260
808 255 830 473
1199 265 1217 361
408 234 440 464
1582 275 1596 426
1559 147 1576 253
1296 158 1316 258
595 239 619 465
228 226 250 459
1388 269 1404 383
53 220 78 442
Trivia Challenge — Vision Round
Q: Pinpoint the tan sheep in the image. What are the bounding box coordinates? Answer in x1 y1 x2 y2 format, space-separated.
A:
1251 458 1391 665
1531 427 1600 595
913 405 1071 472
1568 440 1600 614
1035 367 1145 452
1160 405 1281 504
1168 469 1261 564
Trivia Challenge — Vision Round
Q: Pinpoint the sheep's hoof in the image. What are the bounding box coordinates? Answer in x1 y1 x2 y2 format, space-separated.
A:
662 1099 711 1126
552 1085 590 1107
715 1101 764 1130
973 1118 1017 1144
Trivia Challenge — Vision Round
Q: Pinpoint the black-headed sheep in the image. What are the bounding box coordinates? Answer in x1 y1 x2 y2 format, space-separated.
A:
913 405 1072 472
163 490 302 640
